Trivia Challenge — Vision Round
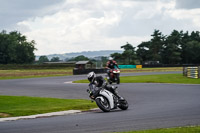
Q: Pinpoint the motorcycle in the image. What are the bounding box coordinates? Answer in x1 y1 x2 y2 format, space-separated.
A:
107 68 120 84
87 84 128 112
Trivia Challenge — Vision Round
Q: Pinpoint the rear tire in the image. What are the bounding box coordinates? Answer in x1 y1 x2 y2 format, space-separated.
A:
95 96 111 112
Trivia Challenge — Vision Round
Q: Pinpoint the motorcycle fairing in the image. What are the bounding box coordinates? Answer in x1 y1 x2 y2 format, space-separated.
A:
99 89 115 109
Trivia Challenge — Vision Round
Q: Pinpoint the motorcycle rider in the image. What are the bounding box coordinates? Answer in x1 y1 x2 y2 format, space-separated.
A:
106 57 120 78
87 71 123 100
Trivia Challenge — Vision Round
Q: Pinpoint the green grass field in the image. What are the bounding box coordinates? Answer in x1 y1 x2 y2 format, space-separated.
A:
121 74 200 84
73 74 200 84
116 126 200 133
0 96 97 118
0 67 182 80
0 69 73 80
121 67 182 73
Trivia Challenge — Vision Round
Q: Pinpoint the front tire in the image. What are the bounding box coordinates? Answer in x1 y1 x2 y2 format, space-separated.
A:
95 96 111 112
118 98 128 110
116 74 120 84
107 76 112 84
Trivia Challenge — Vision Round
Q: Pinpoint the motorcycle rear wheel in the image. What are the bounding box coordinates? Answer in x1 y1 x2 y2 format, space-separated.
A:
95 96 111 112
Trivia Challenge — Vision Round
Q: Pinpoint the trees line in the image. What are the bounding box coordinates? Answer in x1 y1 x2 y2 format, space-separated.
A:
111 30 200 65
1 30 200 65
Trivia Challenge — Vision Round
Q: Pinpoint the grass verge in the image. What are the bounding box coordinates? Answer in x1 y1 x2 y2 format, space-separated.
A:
0 67 182 80
121 67 182 73
116 126 200 133
73 74 200 84
0 69 73 80
0 95 97 118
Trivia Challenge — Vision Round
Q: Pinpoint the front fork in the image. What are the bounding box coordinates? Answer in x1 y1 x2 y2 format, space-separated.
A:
113 95 119 108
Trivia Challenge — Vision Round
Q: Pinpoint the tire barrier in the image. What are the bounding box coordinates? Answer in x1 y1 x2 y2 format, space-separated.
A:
183 66 200 79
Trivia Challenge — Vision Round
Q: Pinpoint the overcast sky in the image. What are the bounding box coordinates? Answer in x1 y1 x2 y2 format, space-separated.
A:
1 0 200 55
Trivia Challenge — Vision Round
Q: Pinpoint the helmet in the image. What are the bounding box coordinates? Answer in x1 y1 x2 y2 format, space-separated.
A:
87 71 96 82
109 57 113 61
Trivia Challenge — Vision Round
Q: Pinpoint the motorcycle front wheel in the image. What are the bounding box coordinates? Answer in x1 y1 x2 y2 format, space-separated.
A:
118 98 128 110
95 96 111 112
116 74 120 84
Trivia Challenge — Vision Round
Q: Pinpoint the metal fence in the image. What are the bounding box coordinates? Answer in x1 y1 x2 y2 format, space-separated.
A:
183 66 200 79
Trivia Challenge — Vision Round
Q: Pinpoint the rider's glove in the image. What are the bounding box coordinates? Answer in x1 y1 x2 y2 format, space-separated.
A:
89 92 95 99
111 86 118 90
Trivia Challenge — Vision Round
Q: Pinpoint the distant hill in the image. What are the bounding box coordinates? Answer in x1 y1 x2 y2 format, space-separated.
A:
36 50 123 60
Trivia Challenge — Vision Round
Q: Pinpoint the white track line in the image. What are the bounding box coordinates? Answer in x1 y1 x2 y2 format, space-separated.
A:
0 110 81 122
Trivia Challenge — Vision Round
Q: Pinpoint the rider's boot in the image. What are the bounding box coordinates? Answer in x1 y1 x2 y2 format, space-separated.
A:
111 86 124 100
106 69 110 79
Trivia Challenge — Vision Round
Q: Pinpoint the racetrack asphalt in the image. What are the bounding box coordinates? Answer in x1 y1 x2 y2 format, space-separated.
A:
0 71 200 133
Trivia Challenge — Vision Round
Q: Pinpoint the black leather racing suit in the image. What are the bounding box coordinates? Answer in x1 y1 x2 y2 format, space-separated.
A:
88 76 120 98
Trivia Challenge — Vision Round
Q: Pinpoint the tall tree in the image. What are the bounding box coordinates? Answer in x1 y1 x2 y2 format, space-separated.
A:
149 30 165 63
0 30 36 64
110 52 122 64
180 31 189 64
162 30 182 64
136 41 151 64
121 42 136 64
183 41 200 64
180 31 200 64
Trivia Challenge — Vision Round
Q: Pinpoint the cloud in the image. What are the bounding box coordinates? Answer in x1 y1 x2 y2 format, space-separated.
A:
164 0 200 30
13 0 200 55
175 0 200 9
0 0 64 30
16 0 127 55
